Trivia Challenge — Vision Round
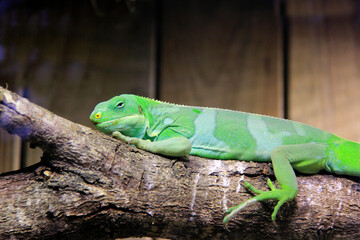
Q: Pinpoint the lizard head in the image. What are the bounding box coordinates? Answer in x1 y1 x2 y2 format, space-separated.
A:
90 94 146 138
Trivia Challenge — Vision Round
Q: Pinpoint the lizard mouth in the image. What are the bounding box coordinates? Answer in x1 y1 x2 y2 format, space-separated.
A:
94 118 122 127
93 115 140 128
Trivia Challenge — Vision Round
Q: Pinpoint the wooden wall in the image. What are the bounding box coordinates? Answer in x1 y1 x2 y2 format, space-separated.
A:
288 0 360 140
160 1 283 116
1 0 360 173
0 0 156 171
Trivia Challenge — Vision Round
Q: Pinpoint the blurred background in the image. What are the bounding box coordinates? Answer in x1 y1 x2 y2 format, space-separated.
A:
1 0 360 173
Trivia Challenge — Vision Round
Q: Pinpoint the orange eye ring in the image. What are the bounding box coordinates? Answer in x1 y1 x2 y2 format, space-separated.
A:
95 113 101 119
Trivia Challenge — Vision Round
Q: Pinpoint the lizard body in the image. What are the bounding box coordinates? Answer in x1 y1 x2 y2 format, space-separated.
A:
90 94 360 223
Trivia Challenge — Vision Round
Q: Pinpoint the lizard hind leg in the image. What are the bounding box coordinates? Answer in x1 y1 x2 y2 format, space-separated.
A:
223 178 297 224
223 143 327 224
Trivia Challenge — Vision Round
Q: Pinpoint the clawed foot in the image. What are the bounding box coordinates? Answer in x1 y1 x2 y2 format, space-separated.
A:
223 178 297 224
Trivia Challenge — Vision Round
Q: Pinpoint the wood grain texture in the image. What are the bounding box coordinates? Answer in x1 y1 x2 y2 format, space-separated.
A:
288 10 360 141
160 0 283 117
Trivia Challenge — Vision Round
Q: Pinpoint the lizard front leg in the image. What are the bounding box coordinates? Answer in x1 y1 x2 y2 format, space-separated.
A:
112 131 192 157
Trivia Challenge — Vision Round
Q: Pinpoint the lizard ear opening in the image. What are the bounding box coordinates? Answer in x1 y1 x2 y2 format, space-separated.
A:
138 105 144 115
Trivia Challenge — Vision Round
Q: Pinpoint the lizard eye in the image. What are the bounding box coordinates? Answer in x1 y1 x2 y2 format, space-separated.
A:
116 101 125 108
95 113 101 119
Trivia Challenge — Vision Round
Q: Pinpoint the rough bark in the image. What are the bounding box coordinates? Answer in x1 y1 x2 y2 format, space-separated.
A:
0 86 359 240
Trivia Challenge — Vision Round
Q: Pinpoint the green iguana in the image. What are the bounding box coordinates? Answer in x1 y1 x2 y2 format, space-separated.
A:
89 94 360 223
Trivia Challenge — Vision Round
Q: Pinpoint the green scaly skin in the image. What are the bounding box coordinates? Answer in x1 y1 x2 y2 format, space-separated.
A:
90 94 360 223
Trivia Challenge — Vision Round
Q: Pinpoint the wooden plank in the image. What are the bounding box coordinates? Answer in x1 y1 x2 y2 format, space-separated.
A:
0 8 32 172
0 129 21 173
160 0 283 117
287 0 356 17
0 1 156 169
289 15 360 141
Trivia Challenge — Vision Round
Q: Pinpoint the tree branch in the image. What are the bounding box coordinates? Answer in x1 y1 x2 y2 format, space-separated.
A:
0 86 359 239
